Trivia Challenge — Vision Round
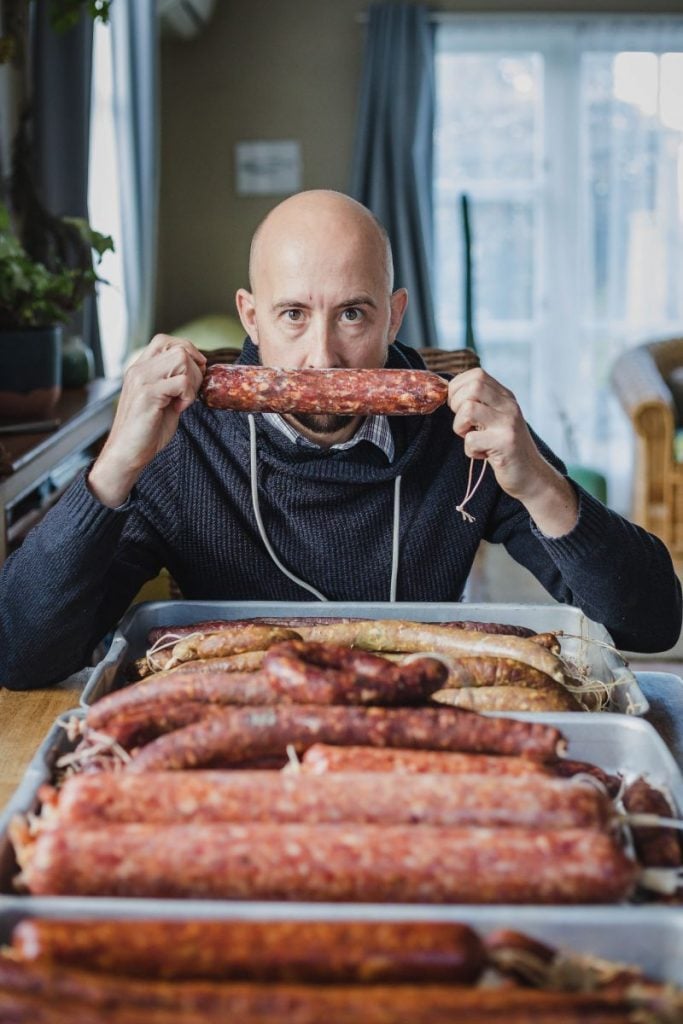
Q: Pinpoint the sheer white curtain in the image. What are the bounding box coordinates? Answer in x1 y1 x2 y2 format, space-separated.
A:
434 15 683 511
110 0 159 361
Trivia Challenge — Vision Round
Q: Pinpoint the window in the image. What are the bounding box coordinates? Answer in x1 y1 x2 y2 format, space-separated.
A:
434 16 683 510
88 16 128 378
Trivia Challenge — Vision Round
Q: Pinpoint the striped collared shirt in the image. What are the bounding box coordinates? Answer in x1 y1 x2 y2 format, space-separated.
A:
263 413 395 463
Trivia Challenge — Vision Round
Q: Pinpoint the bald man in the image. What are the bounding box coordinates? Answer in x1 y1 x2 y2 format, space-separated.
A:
1 190 680 687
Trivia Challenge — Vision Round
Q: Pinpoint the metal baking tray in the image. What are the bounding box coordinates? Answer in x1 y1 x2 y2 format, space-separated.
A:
81 600 648 713
0 902 680 986
0 709 680 901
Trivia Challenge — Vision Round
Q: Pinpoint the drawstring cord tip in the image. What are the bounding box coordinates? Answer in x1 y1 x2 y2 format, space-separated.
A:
455 506 476 523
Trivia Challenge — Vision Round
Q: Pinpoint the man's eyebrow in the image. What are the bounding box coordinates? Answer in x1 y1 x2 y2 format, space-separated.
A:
272 299 310 311
339 295 377 308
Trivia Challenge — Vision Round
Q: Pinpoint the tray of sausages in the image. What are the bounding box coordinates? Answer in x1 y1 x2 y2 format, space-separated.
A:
0 905 680 1021
82 599 648 714
1 702 681 906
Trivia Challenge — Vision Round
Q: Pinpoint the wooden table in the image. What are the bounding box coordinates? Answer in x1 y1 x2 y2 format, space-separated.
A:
0 681 82 810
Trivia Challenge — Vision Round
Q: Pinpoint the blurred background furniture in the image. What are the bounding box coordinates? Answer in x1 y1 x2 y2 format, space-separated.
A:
611 337 683 559
0 379 121 565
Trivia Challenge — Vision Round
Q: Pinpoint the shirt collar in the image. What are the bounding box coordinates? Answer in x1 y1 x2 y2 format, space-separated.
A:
263 413 395 463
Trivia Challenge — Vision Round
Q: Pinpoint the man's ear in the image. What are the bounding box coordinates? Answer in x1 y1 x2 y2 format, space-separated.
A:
235 289 259 345
389 287 408 340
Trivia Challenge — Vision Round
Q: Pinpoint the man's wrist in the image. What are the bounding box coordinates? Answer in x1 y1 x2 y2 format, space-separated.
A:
87 453 139 509
522 467 579 538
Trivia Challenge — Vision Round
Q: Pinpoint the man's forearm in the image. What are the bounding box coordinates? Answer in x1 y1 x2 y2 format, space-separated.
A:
519 463 579 538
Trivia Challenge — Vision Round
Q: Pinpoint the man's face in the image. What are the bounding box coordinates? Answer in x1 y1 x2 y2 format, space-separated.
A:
236 205 407 441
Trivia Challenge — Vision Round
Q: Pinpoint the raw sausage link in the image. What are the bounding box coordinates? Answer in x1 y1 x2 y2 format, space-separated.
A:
124 704 566 771
262 641 447 705
200 365 449 416
87 673 281 747
10 918 486 983
622 776 682 867
45 770 612 830
14 823 636 903
300 744 558 777
89 645 448 749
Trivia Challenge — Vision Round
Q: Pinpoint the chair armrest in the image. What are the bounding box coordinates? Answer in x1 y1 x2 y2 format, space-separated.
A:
610 345 675 437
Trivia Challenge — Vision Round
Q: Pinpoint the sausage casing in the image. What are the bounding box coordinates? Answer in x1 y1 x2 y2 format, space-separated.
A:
10 918 486 983
15 823 637 903
124 704 565 771
300 743 557 776
200 366 449 416
44 770 611 831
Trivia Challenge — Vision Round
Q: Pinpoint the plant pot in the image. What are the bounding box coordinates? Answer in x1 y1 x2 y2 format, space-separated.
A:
61 335 95 389
0 325 63 419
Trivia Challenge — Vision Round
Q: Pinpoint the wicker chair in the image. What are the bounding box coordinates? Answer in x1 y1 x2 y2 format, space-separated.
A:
611 337 683 558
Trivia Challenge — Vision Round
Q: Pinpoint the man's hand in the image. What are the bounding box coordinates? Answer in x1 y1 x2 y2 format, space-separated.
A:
88 335 207 508
448 368 579 537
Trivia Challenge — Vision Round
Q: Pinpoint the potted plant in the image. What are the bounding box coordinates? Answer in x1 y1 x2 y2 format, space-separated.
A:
0 0 113 420
0 197 113 418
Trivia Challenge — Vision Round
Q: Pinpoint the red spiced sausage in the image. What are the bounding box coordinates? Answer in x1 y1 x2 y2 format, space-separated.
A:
124 704 566 771
14 822 637 903
44 770 612 830
10 918 486 983
301 744 557 776
200 365 449 416
0 956 656 1024
622 776 682 867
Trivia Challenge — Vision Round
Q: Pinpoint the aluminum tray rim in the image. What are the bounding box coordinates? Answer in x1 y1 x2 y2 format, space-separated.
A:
80 599 649 715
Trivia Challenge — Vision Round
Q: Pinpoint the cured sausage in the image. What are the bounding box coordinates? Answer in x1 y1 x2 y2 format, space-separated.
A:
10 918 486 983
622 777 682 867
87 674 280 748
88 648 448 749
146 617 544 646
550 759 623 798
13 822 637 903
150 625 302 672
200 365 449 416
432 657 567 691
124 704 566 771
262 641 447 704
300 744 558 777
41 770 612 831
432 684 584 713
0 957 665 1024
128 650 266 682
294 620 569 684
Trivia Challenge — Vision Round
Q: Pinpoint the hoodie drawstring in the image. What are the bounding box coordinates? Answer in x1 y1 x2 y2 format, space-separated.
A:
248 414 401 602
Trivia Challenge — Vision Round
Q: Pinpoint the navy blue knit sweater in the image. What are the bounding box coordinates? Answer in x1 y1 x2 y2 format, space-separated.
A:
1 339 680 688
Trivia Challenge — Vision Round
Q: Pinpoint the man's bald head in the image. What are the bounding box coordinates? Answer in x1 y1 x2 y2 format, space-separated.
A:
248 190 394 293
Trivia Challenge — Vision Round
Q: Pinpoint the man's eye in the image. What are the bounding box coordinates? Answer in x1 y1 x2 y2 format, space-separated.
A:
285 309 303 322
342 308 362 322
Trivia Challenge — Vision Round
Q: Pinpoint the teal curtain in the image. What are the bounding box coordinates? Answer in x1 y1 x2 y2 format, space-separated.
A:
350 3 438 347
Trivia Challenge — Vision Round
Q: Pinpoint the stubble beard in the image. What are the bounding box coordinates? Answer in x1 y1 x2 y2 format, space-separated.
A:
288 412 355 435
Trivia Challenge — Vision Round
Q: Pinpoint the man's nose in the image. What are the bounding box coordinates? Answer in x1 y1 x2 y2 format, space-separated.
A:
305 321 338 368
